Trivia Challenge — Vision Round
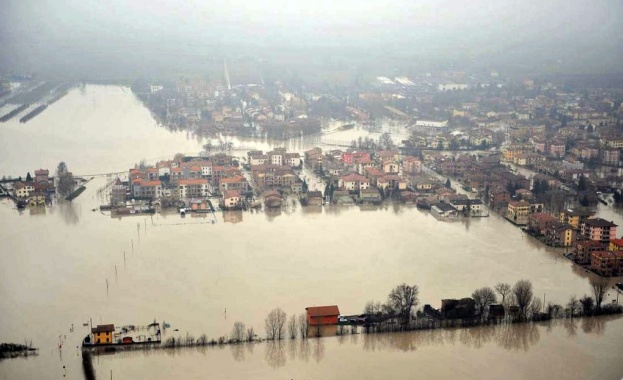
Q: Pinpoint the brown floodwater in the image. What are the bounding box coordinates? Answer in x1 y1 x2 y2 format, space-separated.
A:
1 85 623 379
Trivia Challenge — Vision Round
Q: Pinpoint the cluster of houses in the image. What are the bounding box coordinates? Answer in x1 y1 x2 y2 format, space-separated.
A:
113 149 310 212
560 212 623 277
115 153 250 210
6 169 55 207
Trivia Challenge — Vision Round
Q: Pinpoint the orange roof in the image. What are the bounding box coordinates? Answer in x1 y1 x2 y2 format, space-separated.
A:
140 180 161 187
223 190 241 199
610 238 623 247
147 168 158 173
341 174 369 182
306 305 340 317
179 179 207 185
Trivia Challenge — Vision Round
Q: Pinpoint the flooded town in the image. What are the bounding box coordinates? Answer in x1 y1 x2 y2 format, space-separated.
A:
2 1 623 379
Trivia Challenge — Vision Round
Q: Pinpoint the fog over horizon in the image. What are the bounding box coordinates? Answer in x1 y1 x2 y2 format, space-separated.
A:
2 0 623 81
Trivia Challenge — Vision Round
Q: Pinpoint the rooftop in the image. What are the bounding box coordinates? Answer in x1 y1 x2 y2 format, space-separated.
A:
306 305 340 317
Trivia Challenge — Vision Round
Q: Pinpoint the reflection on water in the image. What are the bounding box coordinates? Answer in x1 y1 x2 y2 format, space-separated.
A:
58 201 80 225
264 341 286 368
251 317 619 367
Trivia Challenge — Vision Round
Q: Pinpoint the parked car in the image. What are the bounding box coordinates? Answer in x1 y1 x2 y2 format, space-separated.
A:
338 316 348 323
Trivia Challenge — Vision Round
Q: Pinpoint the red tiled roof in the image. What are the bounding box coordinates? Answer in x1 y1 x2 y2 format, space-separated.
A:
306 305 340 317
610 238 623 247
140 180 162 187
341 174 369 182
223 190 241 199
179 179 207 185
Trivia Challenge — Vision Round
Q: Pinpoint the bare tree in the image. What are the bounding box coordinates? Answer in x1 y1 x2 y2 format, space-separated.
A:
512 280 533 321
298 313 309 339
288 315 298 339
379 132 395 150
246 327 255 342
197 334 208 345
567 296 580 318
387 283 419 323
231 321 245 343
363 300 383 315
591 278 609 312
529 298 542 320
494 283 512 305
265 308 287 340
472 287 497 318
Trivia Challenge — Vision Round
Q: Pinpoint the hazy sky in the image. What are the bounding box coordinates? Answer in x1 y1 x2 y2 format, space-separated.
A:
2 0 623 78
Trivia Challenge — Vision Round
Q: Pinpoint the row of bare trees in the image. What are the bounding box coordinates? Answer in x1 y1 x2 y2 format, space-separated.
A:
473 277 617 322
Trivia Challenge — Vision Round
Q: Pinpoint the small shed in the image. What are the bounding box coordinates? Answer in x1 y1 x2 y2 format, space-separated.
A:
305 305 340 326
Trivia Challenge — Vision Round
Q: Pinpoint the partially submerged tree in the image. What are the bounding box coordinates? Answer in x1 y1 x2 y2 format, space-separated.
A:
288 315 298 339
246 327 255 342
495 283 512 306
387 283 419 323
579 295 595 316
567 296 580 318
513 280 533 321
265 308 287 340
298 313 309 339
472 287 497 318
591 278 609 312
56 161 74 196
230 321 245 343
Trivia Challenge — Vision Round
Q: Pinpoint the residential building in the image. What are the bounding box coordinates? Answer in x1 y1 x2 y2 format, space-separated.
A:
34 169 49 183
580 218 617 243
178 178 209 198
545 223 576 247
382 160 399 174
291 182 303 194
591 251 623 277
574 240 607 265
449 199 484 215
609 238 623 252
222 190 241 209
14 182 34 198
431 203 459 218
133 180 162 199
307 191 323 206
219 175 249 193
527 213 558 235
339 174 370 191
359 188 382 203
111 178 127 205
560 209 592 230
91 324 115 344
549 141 566 157
342 151 370 165
507 200 531 225
402 156 422 174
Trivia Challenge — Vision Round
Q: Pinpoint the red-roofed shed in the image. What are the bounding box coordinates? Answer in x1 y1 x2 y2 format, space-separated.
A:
305 305 340 326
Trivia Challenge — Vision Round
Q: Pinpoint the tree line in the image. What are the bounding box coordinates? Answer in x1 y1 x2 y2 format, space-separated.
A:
160 278 621 349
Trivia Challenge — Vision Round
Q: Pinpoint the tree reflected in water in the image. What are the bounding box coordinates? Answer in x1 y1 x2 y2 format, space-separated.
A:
265 341 286 368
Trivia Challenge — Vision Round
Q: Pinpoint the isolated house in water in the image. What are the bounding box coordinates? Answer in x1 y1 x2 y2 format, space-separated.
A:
306 305 340 337
91 324 115 344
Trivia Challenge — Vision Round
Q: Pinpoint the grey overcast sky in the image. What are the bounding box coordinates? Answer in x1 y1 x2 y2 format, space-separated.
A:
2 0 622 79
